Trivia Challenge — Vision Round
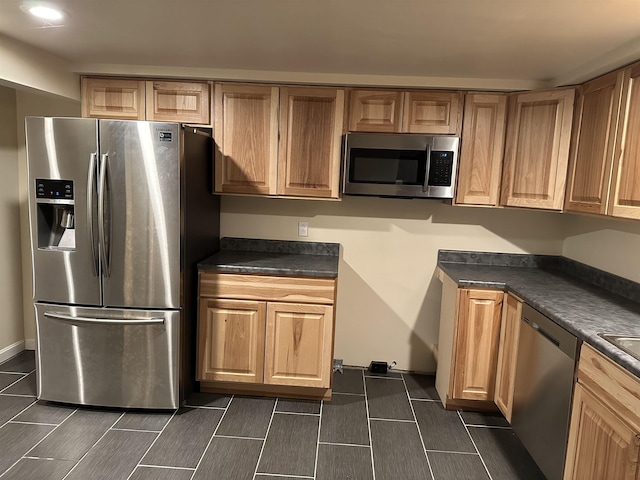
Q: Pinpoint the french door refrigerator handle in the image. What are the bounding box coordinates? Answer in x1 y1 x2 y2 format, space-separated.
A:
98 153 110 277
87 153 99 276
44 312 165 325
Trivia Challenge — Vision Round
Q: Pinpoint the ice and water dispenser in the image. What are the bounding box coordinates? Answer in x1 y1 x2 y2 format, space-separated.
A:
35 179 76 250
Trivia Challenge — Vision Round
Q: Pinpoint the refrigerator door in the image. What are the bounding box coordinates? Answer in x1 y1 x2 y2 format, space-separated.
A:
35 303 180 409
98 121 181 309
26 117 102 306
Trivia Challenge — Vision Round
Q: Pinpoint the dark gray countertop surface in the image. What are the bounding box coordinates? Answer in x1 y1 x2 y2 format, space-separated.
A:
438 259 640 379
198 238 340 278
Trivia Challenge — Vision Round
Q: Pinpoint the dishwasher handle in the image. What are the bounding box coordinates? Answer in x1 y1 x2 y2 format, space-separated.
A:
522 304 579 361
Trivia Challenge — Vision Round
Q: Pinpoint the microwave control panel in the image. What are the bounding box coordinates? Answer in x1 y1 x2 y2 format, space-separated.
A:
427 151 454 186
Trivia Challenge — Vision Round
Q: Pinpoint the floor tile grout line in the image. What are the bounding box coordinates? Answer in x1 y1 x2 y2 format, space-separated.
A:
186 394 234 480
124 407 178 480
363 376 404 381
9 420 59 427
361 369 376 480
110 427 165 433
182 404 228 410
251 397 278 480
0 393 37 398
463 424 512 430
402 374 435 480
0 402 74 480
214 434 266 441
409 398 439 402
59 410 126 480
425 449 481 455
256 474 313 479
0 373 29 394
318 441 370 448
137 464 196 471
368 417 416 423
457 411 494 480
331 391 365 397
312 398 323 480
273 410 320 417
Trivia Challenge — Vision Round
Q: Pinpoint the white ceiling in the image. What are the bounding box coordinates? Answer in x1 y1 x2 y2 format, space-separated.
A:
2 0 640 88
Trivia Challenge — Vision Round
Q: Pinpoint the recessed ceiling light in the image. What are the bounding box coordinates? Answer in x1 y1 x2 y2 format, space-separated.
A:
20 3 65 22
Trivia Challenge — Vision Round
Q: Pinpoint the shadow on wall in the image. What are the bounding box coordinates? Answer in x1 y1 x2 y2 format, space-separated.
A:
334 260 435 373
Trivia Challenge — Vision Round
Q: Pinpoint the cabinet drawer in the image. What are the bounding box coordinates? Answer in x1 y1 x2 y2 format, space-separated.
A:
578 343 640 432
199 272 336 304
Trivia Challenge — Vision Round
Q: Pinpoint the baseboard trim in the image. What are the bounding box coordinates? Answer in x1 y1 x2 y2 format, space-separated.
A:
24 339 36 350
0 340 25 364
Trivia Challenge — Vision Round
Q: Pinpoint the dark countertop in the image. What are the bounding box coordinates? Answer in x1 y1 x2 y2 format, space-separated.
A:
198 238 340 278
438 253 640 379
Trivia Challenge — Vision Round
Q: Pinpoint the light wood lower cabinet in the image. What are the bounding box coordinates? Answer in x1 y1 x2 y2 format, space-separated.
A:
493 293 522 422
197 272 337 398
564 344 640 480
435 271 504 408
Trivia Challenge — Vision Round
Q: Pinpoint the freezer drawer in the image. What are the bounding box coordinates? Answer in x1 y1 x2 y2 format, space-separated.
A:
35 304 180 409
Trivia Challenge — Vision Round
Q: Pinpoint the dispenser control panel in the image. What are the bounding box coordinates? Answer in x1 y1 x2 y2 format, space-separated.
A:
36 179 73 200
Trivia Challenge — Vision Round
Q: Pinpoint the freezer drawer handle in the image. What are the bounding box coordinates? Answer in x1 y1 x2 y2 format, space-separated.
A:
44 312 165 325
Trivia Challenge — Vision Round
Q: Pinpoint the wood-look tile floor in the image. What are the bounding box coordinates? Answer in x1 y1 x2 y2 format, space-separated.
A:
0 351 546 480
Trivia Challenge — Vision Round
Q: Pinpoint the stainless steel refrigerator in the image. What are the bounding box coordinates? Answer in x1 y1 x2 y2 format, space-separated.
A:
26 117 220 409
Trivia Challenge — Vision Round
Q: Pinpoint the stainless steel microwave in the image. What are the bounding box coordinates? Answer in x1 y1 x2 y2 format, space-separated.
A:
343 132 459 199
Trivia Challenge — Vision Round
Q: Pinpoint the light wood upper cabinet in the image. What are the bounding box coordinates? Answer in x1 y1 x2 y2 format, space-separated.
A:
81 77 146 120
145 81 210 124
264 302 334 388
565 71 624 215
500 88 575 210
609 62 640 220
564 344 640 480
278 87 345 198
456 93 507 206
403 91 463 135
214 84 278 195
197 298 266 383
348 90 404 133
451 288 504 401
494 293 522 423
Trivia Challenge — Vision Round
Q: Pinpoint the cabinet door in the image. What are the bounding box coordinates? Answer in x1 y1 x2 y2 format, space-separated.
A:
81 77 145 120
609 62 640 220
500 88 575 210
278 87 345 198
197 298 266 384
264 302 334 388
494 293 522 422
402 91 463 134
565 71 624 215
348 89 404 132
451 289 503 401
564 384 640 480
456 93 507 206
214 84 279 195
145 81 210 124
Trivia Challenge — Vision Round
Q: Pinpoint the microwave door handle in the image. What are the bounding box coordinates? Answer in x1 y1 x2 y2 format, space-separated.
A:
423 144 432 192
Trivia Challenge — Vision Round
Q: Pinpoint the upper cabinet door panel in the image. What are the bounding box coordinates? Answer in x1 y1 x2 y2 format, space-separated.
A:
610 63 640 220
565 71 624 215
402 91 463 134
81 77 146 120
145 81 210 124
278 87 344 198
348 89 404 132
456 93 507 206
500 88 575 210
214 84 279 195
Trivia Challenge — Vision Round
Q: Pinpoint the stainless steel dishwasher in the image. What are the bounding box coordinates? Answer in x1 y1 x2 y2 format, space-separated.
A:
511 304 579 480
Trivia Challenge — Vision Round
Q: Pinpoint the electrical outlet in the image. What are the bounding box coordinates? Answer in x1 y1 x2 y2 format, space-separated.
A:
298 221 308 237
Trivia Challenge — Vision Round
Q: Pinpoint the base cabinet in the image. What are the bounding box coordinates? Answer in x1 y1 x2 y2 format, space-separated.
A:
564 344 640 480
197 272 337 398
494 293 522 422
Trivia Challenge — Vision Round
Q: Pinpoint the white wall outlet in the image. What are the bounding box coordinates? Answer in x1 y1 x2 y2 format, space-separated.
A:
298 221 309 237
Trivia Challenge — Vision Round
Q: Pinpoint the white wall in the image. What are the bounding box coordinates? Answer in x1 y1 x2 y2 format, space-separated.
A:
16 91 81 344
0 85 24 360
221 196 568 372
562 213 640 283
0 33 79 100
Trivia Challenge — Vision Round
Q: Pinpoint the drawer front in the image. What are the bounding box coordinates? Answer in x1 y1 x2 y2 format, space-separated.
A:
199 272 336 305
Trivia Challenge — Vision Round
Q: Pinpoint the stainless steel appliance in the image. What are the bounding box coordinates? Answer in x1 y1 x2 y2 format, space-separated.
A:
343 132 459 198
512 304 579 480
27 117 220 409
